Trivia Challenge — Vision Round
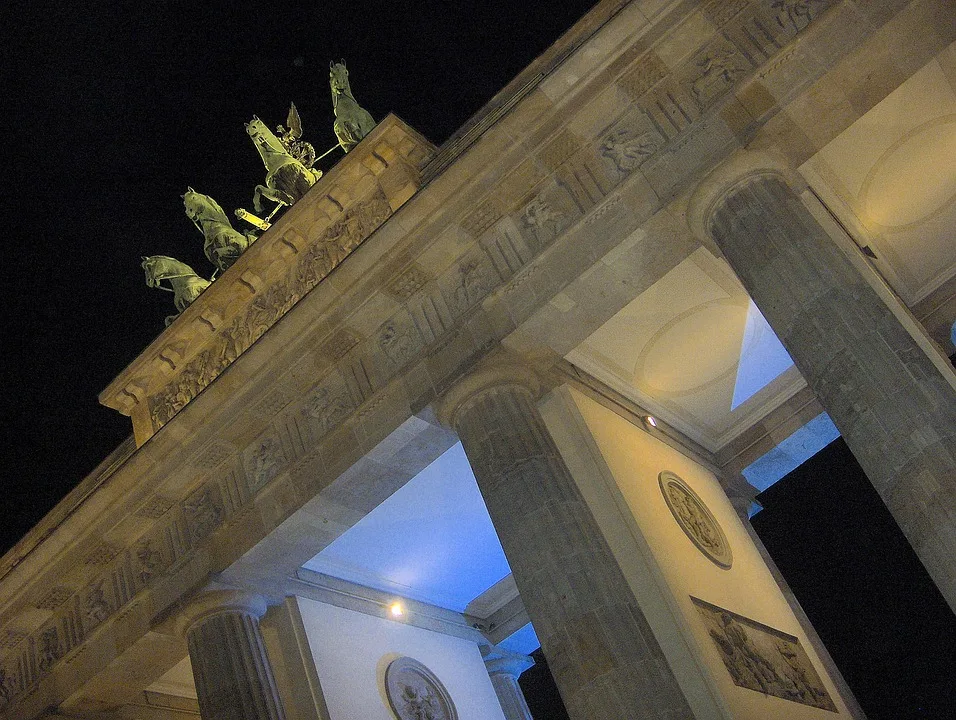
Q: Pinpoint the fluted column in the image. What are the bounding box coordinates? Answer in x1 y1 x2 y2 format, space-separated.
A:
689 152 956 611
181 590 286 720
438 363 693 720
484 650 535 720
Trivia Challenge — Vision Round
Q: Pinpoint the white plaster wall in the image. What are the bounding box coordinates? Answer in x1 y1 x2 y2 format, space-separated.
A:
542 386 852 720
296 596 506 720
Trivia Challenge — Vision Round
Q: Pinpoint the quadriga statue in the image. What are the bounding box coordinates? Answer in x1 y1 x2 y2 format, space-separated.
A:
183 187 256 274
329 61 375 152
246 115 322 214
142 255 212 326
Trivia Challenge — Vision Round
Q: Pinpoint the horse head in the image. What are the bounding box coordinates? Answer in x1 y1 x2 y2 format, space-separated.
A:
143 255 195 288
183 187 227 224
329 61 350 94
246 115 290 170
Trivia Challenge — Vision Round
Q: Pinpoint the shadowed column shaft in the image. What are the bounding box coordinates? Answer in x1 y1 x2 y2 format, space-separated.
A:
710 175 956 610
453 382 693 720
186 600 285 720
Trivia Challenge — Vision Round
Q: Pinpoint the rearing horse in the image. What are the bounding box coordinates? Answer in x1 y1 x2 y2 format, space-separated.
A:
330 61 375 153
142 255 212 326
182 187 255 273
246 116 321 213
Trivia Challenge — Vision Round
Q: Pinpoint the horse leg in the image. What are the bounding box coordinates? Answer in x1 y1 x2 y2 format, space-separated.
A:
254 184 292 213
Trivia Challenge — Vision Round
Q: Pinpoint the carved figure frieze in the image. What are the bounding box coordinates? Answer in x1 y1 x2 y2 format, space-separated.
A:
182 485 223 543
450 255 499 313
522 196 562 234
37 626 62 674
688 40 751 110
134 539 163 584
147 191 393 430
83 580 111 628
659 471 733 568
770 0 826 33
384 657 458 720
303 380 356 436
600 128 664 173
692 597 837 711
244 435 286 492
378 317 421 367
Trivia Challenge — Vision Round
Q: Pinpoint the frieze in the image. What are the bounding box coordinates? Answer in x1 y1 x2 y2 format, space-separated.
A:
82 580 112 631
147 190 393 430
600 128 664 174
0 662 20 710
617 52 668 100
192 441 237 470
34 587 74 611
35 625 61 674
84 543 121 567
692 596 837 711
300 371 359 438
133 539 164 585
460 198 503 238
243 434 287 493
537 130 582 171
385 264 430 301
377 314 425 368
134 495 174 519
182 485 224 544
702 0 751 27
321 327 363 361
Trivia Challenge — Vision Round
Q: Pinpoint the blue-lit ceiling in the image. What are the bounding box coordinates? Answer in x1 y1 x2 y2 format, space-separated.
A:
303 442 513 614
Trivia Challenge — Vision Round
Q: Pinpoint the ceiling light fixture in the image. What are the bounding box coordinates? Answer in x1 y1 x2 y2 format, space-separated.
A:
644 415 658 429
389 602 404 618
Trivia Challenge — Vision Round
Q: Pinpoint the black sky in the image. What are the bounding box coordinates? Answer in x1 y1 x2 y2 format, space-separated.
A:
1 0 600 552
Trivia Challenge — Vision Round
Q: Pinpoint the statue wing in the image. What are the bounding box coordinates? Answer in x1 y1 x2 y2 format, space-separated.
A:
287 102 303 139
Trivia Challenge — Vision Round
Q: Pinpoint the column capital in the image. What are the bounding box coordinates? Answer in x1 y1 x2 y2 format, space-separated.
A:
686 150 806 246
178 589 268 636
484 648 535 679
435 360 540 429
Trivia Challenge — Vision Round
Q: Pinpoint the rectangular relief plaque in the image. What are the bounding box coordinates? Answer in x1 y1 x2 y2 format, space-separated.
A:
691 596 838 712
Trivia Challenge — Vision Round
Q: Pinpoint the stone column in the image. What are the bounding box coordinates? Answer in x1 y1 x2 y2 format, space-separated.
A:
484 649 535 720
438 363 693 720
689 152 956 611
181 590 286 720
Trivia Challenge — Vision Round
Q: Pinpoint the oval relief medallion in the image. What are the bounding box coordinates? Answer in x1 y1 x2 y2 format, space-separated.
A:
659 471 732 569
384 656 458 720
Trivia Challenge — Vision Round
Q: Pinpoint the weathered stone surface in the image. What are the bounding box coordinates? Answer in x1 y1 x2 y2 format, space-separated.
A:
182 591 285 720
439 362 694 720
693 161 956 610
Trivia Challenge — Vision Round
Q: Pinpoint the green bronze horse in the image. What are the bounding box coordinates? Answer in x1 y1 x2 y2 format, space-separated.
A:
330 61 375 153
246 116 321 213
142 255 212 326
182 187 256 273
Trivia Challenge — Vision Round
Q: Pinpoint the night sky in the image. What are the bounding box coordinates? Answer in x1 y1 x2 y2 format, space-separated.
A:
3 2 953 717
